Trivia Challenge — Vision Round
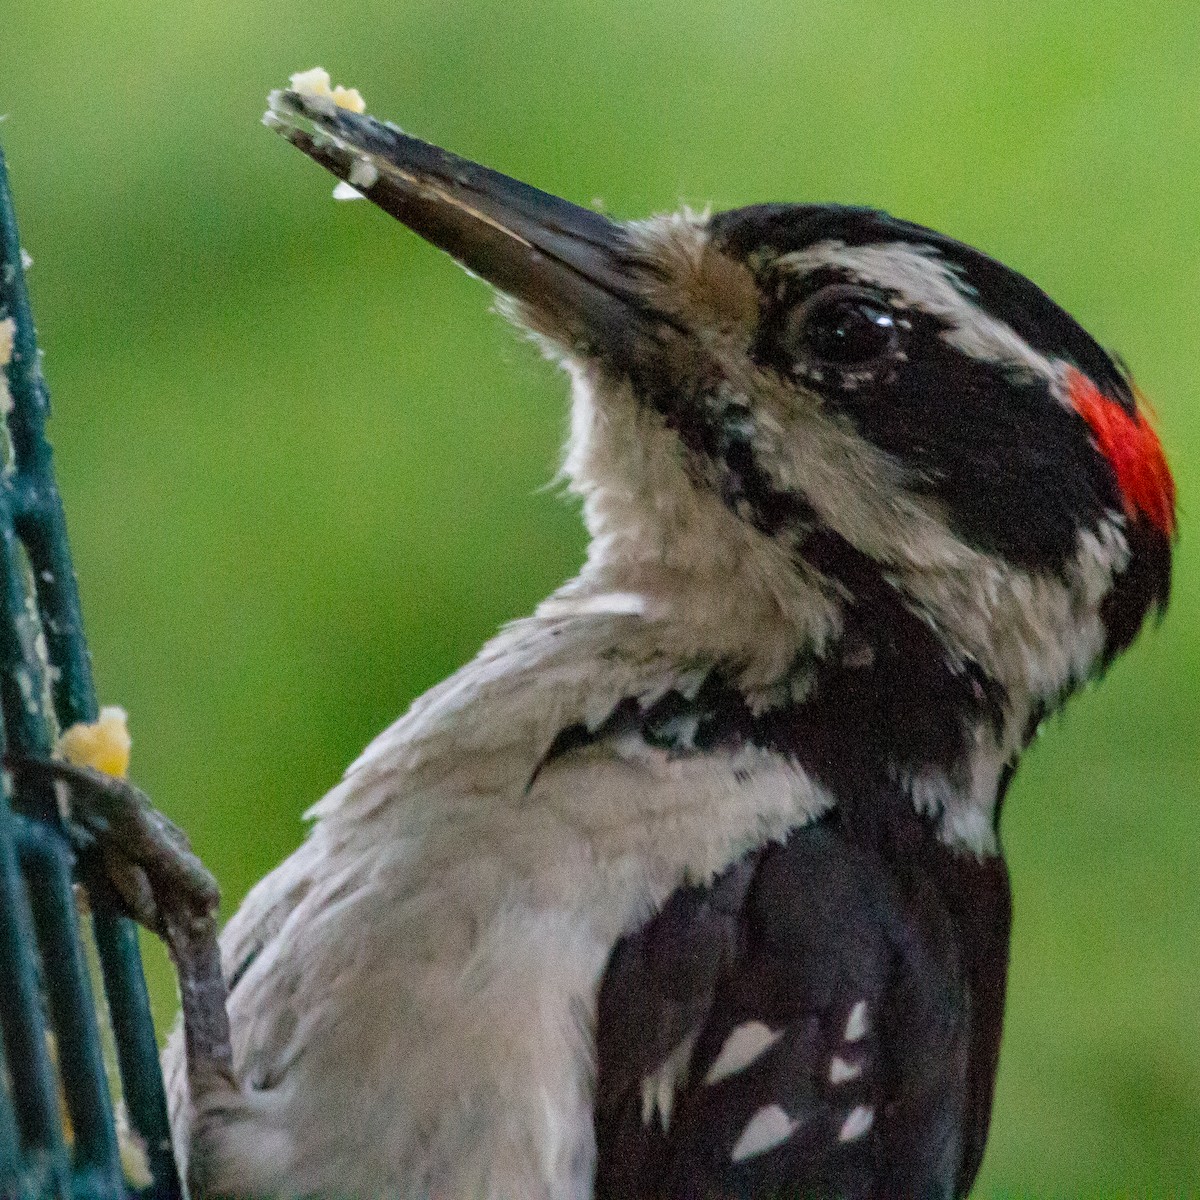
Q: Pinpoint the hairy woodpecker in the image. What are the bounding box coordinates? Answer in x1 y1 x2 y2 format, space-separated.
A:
38 88 1174 1199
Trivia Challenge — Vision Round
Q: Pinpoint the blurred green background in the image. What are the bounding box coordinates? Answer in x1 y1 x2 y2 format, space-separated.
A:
4 1 1198 1193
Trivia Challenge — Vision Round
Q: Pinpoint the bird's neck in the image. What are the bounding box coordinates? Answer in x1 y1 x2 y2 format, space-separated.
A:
540 543 840 693
539 550 1017 856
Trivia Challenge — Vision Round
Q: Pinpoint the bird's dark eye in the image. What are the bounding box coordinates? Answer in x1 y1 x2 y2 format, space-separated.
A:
786 285 899 374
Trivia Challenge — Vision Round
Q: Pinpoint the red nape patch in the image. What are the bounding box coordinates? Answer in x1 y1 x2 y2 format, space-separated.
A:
1066 367 1176 537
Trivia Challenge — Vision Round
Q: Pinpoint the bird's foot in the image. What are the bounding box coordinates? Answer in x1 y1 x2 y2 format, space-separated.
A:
6 755 234 1086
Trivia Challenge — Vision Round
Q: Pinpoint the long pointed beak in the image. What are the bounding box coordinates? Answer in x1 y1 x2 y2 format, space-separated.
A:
264 90 677 359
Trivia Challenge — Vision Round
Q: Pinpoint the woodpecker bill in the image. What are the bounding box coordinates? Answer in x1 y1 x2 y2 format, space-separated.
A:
146 86 1178 1199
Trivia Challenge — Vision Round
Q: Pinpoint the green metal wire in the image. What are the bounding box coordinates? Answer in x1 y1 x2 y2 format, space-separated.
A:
0 142 182 1200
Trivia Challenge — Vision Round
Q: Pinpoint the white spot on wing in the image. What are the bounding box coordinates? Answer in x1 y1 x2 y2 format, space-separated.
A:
829 1054 862 1085
705 1021 783 1086
730 1104 799 1162
640 1076 655 1128
838 1104 874 1142
844 1001 869 1043
640 1030 698 1132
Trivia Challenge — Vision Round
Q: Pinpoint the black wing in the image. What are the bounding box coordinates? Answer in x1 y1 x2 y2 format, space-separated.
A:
593 803 1011 1200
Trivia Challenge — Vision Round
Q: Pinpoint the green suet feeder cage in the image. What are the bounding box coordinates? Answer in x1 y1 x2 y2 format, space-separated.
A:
0 144 182 1199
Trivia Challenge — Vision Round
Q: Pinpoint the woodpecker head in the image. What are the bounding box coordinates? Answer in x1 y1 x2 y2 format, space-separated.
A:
267 91 1174 800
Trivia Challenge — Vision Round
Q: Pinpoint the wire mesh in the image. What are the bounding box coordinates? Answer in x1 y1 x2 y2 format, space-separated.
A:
0 142 182 1200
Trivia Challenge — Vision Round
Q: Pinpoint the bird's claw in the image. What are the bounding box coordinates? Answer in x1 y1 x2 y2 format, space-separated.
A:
7 751 237 1134
4 755 220 947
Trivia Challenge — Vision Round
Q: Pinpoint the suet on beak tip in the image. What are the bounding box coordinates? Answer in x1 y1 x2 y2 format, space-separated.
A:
264 85 672 357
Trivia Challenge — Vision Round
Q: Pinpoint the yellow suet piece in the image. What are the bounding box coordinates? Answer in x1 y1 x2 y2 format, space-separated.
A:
58 705 131 778
287 67 365 114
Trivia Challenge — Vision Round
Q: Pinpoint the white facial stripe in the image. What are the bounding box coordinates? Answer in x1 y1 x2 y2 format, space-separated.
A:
777 241 1059 383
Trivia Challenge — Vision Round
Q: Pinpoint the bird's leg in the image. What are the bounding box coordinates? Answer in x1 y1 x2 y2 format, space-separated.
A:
5 756 234 1094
